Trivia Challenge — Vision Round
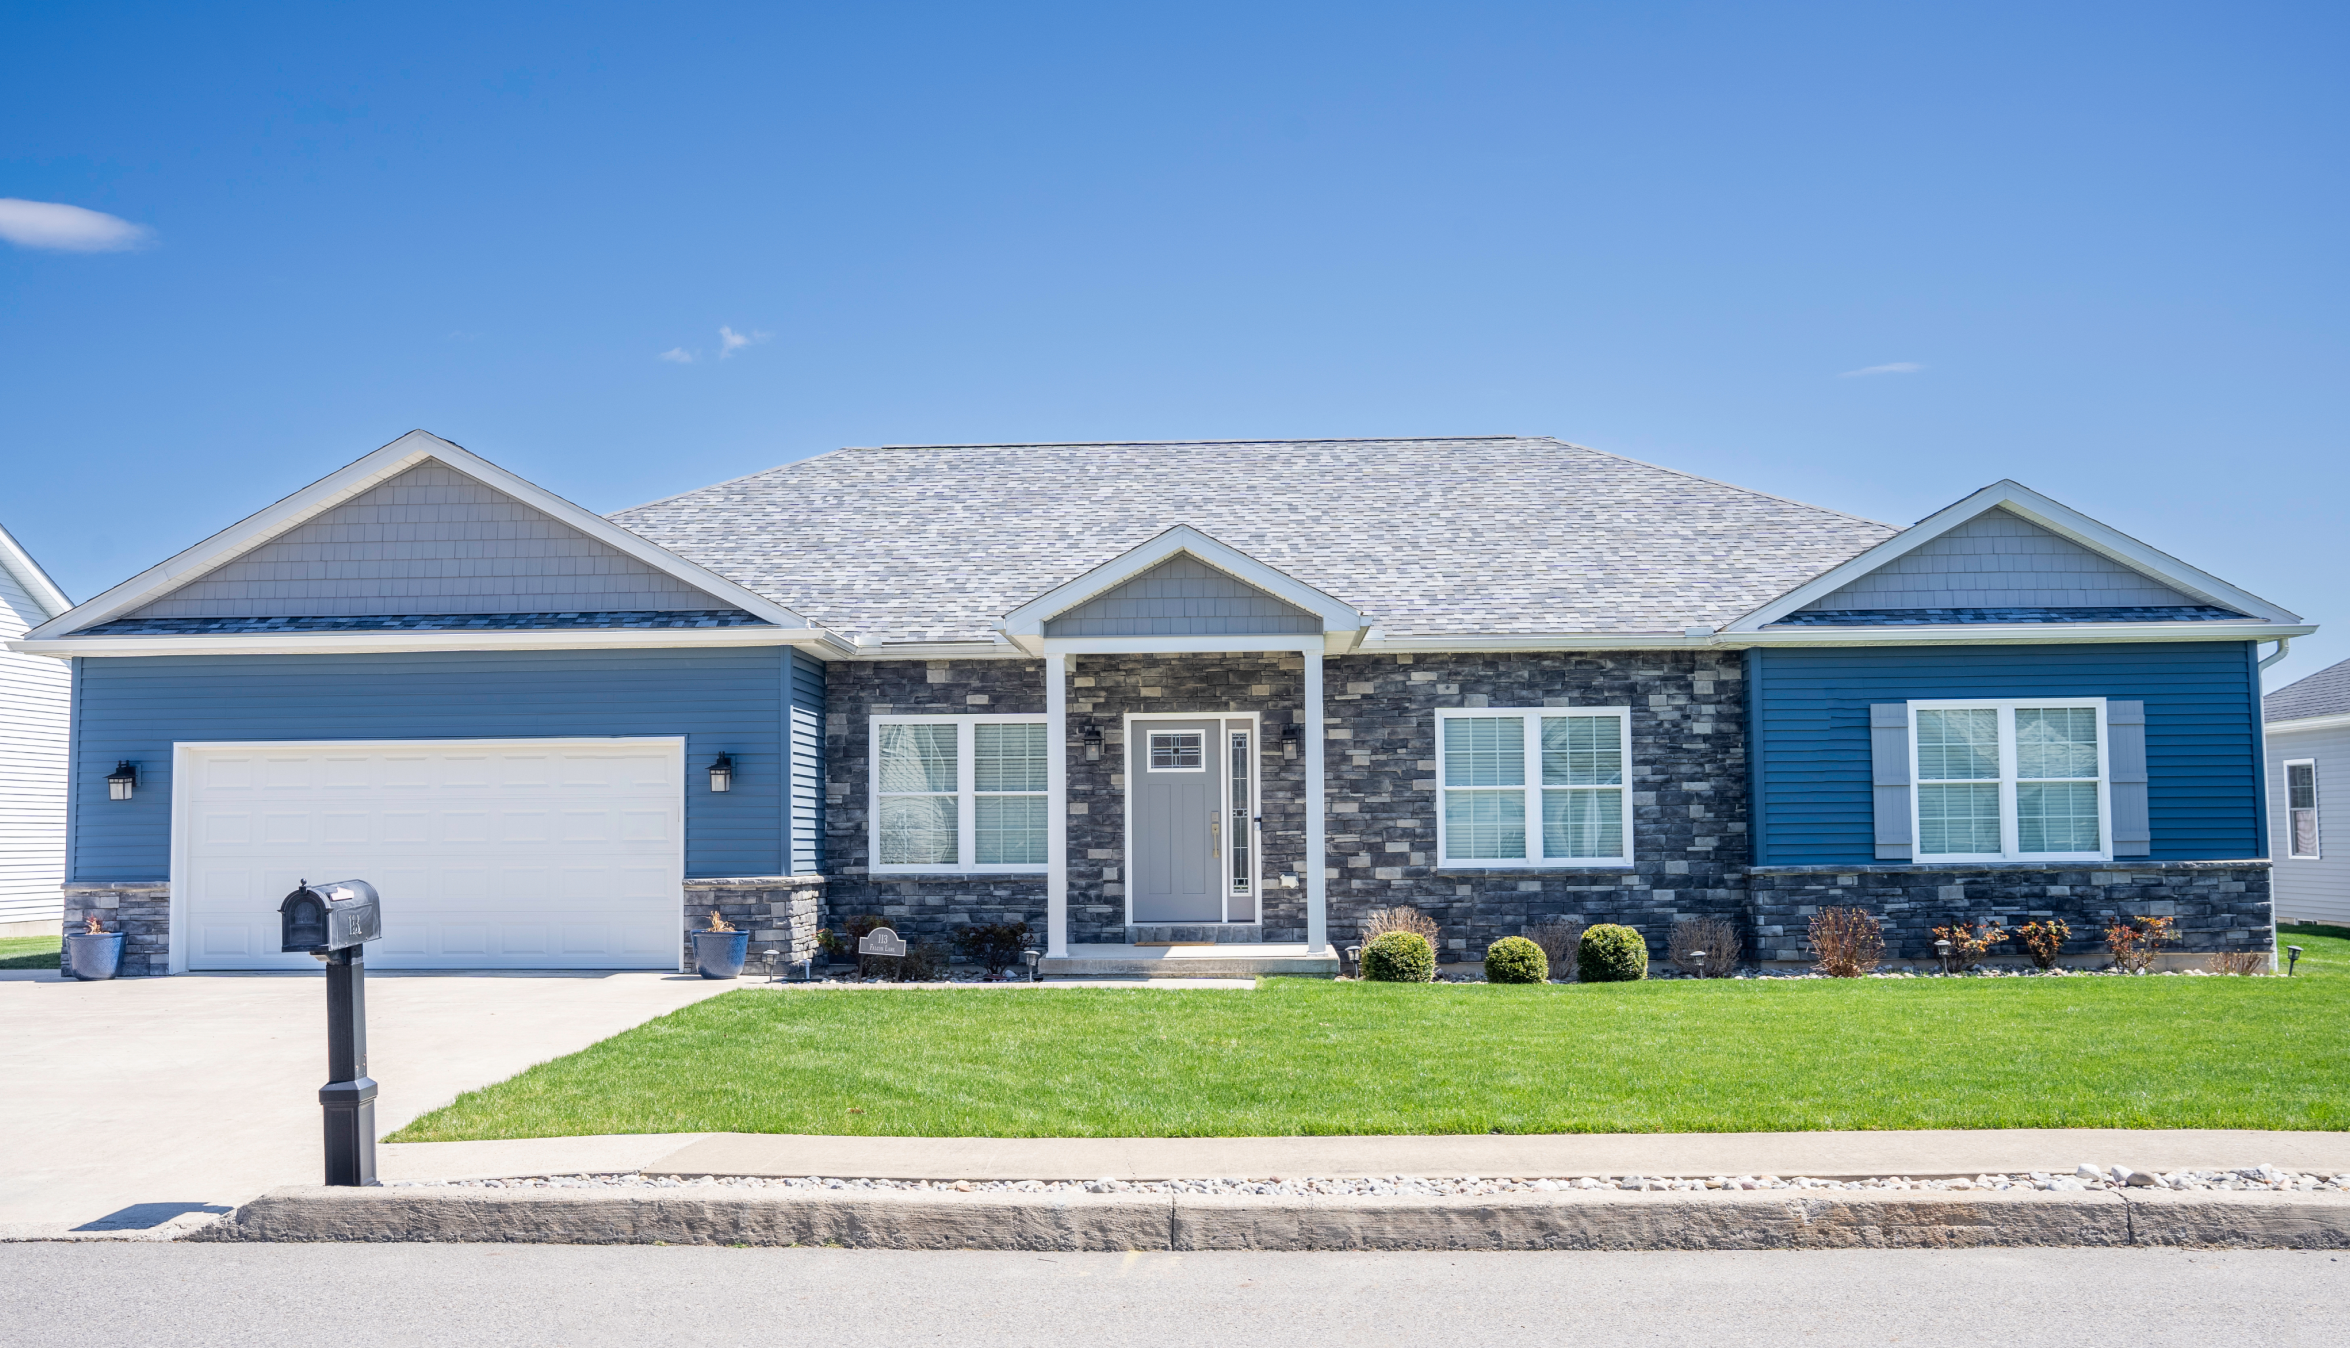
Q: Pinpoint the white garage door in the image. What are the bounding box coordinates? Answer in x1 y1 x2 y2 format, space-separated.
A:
177 738 684 971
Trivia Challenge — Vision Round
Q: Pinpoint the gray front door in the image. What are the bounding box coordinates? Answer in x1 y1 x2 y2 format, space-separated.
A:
1130 721 1223 922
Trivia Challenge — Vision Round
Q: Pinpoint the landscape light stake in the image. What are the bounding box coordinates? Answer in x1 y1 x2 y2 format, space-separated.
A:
2287 945 2302 976
1934 938 1953 976
1022 948 1042 983
1690 949 1706 978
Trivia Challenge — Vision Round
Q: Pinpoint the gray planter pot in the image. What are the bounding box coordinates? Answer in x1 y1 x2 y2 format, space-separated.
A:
692 930 751 979
66 932 125 981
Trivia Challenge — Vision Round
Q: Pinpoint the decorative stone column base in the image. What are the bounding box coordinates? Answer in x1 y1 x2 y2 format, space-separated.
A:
682 877 826 976
60 882 171 977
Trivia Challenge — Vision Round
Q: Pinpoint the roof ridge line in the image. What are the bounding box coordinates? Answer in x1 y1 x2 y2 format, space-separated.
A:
848 436 1528 450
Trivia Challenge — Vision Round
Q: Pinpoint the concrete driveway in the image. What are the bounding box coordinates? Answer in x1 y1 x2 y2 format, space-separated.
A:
0 968 741 1240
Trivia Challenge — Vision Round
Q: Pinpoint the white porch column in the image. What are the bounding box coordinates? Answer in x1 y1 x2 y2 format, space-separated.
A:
1302 643 1327 953
1046 652 1070 958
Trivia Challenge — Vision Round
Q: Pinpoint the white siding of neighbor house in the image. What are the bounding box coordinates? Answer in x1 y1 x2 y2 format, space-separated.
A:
2269 721 2350 927
120 460 733 619
1799 508 2202 612
0 558 69 929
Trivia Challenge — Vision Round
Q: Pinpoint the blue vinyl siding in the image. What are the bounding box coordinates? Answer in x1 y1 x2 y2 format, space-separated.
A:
1751 642 2263 864
786 648 825 874
70 647 793 880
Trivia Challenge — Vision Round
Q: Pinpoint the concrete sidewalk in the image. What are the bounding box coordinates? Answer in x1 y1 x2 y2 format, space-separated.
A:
380 1128 2350 1185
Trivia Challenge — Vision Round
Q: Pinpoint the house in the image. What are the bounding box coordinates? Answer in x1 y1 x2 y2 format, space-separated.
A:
9 431 2306 976
2264 656 2350 928
0 521 72 939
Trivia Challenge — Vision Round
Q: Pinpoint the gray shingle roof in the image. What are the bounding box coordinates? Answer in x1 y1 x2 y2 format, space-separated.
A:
610 437 1899 642
2266 655 2350 723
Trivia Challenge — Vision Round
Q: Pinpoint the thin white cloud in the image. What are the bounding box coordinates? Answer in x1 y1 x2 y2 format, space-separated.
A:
718 325 770 358
659 347 696 364
0 198 152 252
1836 362 1923 378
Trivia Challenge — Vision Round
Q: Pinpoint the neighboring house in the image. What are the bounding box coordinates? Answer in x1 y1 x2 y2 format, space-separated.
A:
0 521 72 939
2264 656 2350 927
7 431 2307 976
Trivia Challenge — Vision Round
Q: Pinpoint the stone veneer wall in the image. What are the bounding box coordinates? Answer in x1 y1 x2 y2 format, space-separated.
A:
1067 653 1308 943
1747 862 2273 965
822 660 1050 947
682 877 824 974
60 882 170 977
1318 650 1749 959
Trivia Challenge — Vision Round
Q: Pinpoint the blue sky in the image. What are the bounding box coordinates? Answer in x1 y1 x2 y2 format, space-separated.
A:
4 2 2344 684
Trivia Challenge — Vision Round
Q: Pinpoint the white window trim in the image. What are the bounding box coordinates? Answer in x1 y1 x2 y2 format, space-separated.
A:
868 713 1050 875
1908 698 2111 863
1433 706 1635 871
2284 758 2321 860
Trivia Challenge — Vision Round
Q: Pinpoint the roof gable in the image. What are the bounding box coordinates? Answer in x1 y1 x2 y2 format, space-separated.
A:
1042 553 1322 638
0 521 70 627
1728 480 2299 631
31 430 809 639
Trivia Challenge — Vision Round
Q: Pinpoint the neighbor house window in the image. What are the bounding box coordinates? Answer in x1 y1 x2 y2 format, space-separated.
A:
1434 708 1633 868
2285 760 2320 859
1911 700 2108 861
871 715 1049 872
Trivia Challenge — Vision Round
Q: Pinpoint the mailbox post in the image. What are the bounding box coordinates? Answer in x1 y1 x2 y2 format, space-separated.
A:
280 880 383 1186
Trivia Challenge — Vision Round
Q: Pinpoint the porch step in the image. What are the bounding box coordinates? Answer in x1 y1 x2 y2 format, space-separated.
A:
1042 943 1341 979
1125 924 1269 945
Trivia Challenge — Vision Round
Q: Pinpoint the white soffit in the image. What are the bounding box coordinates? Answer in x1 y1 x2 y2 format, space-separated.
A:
26 430 814 639
1724 480 2303 631
995 524 1366 654
0 521 72 620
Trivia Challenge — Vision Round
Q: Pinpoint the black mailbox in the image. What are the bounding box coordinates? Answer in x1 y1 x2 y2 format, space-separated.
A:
280 879 383 955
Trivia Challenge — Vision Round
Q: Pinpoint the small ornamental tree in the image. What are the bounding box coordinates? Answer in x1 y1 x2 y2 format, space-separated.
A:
1576 924 1649 982
1362 930 1436 982
2013 919 2072 970
1483 936 1548 984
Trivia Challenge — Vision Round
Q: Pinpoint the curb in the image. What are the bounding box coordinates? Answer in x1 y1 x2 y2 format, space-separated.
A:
191 1186 2350 1251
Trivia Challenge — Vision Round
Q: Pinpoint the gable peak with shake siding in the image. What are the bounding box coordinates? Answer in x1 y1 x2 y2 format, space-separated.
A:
26 430 818 650
1727 479 2300 632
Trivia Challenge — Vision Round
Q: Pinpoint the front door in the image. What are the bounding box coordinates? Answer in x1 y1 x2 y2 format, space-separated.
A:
1129 718 1256 923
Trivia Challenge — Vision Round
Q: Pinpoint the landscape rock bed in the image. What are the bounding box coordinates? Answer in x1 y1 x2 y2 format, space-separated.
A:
392 1165 2350 1197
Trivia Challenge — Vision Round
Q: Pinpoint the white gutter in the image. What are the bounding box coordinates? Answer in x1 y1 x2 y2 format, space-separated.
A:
2265 710 2350 735
8 626 858 660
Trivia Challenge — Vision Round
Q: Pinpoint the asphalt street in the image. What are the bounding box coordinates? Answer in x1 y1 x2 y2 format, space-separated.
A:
4 1244 2343 1346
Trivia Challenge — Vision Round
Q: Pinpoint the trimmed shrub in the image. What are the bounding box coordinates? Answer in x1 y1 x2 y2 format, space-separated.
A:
1576 924 1648 983
1361 930 1436 983
1483 936 1548 984
1810 908 1884 977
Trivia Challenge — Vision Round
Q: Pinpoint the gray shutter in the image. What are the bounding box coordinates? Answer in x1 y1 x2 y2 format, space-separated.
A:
1870 703 1912 861
2108 700 2149 857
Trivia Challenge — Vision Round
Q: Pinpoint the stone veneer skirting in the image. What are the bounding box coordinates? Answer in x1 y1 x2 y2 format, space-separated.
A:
61 882 172 977
682 877 825 975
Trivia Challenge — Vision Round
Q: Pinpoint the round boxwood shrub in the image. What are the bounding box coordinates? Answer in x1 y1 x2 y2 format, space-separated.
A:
1576 924 1649 983
1361 930 1436 982
1483 936 1548 984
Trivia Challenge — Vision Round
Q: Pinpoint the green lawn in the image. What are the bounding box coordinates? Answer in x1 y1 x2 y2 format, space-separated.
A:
391 967 2350 1142
2280 923 2350 979
0 935 60 970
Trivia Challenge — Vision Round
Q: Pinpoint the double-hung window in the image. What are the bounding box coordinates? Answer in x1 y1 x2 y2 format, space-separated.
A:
1911 699 2108 861
870 715 1049 872
2285 760 2320 859
1434 707 1633 868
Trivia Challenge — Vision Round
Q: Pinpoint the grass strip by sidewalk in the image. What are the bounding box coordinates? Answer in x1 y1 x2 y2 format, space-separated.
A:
392 968 2350 1142
0 935 61 970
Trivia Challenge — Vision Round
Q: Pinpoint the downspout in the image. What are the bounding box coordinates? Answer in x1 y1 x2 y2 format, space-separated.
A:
2258 637 2293 671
